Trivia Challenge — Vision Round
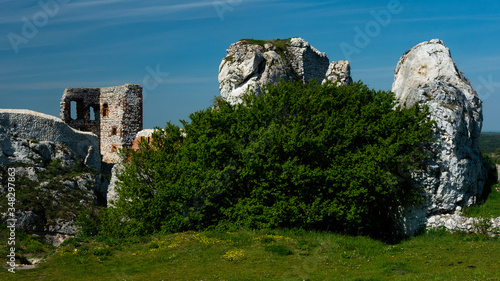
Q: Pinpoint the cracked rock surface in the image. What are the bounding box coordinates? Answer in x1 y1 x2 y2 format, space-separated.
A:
218 37 350 104
392 39 488 235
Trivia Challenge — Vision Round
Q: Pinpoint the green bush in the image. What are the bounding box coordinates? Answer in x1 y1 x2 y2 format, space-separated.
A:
25 238 47 253
104 81 433 239
76 209 101 237
61 237 85 248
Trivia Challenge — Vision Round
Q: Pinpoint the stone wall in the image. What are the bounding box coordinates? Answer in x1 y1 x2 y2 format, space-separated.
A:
99 84 143 163
59 88 101 137
60 84 143 163
121 85 143 153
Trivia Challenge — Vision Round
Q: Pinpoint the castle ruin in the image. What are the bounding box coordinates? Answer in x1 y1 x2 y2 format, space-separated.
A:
60 84 143 163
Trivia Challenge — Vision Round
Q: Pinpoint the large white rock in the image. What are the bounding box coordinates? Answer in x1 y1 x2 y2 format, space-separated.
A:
391 39 487 235
0 109 101 171
218 38 333 104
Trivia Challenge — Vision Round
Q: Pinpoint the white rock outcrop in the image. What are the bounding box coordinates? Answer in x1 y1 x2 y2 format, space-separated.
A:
0 109 101 171
427 214 500 236
322 60 353 86
106 163 123 207
391 39 487 235
286 38 330 83
219 38 340 104
0 109 106 243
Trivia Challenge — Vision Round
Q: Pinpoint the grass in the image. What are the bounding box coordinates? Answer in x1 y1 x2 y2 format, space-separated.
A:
240 38 292 48
240 38 293 61
463 184 500 218
3 228 500 281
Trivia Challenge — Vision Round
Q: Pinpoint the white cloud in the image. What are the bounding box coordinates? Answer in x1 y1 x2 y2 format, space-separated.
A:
2 75 216 91
0 1 219 26
393 14 500 23
50 0 279 24
2 80 123 90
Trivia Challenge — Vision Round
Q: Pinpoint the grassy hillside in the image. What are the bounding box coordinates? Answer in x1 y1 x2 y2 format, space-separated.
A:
3 228 500 281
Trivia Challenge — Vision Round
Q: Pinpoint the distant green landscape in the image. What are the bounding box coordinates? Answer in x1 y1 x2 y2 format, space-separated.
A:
479 132 500 156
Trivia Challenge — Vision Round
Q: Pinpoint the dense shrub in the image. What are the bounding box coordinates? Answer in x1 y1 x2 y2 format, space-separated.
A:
102 81 433 238
76 209 101 237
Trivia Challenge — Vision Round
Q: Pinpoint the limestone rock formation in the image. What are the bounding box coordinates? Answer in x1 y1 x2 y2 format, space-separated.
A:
0 161 105 244
391 39 487 235
496 164 500 182
286 38 331 83
0 109 106 244
426 214 500 236
106 163 123 207
218 38 333 104
322 60 353 86
0 109 101 171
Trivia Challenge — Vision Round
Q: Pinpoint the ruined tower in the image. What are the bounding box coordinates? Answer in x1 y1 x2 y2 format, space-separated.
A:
60 84 143 163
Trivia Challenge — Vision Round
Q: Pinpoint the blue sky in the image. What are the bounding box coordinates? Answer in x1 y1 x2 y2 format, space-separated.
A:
1 0 500 131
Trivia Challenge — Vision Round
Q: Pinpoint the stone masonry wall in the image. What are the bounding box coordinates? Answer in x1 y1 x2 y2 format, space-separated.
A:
122 86 143 152
60 84 143 163
60 88 101 138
